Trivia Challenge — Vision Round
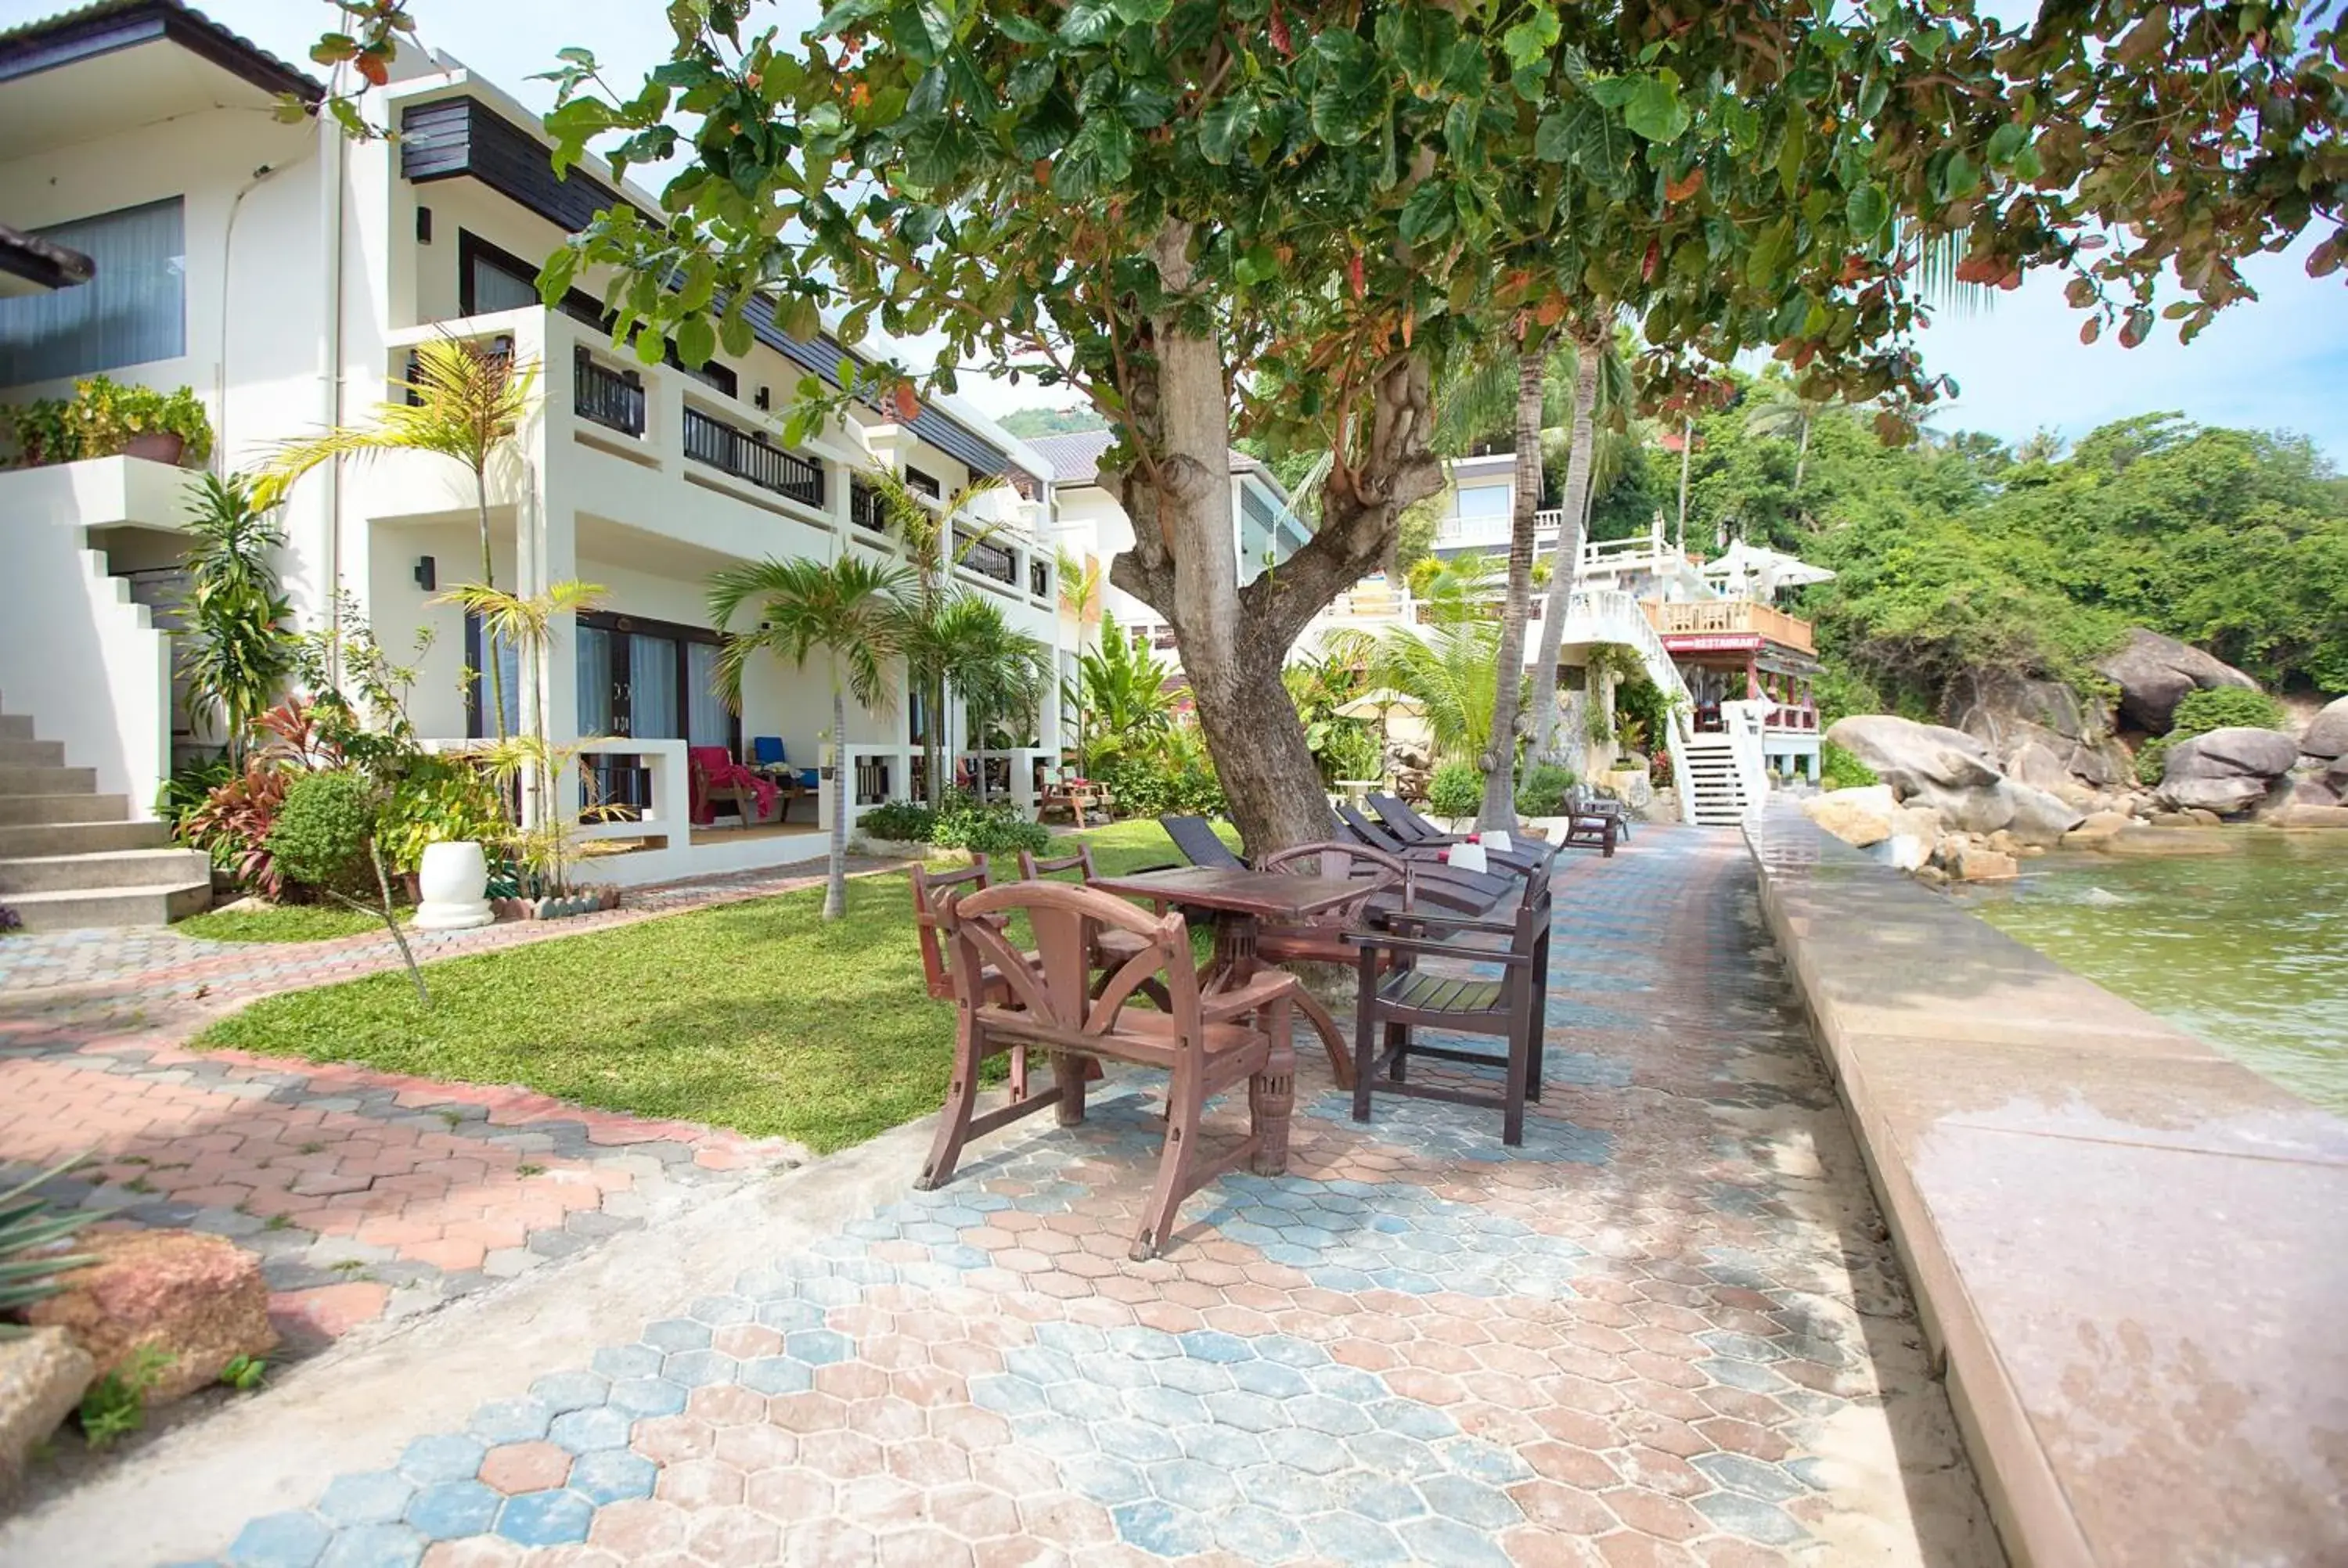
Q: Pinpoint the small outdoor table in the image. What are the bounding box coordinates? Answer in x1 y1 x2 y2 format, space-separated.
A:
1089 865 1367 1088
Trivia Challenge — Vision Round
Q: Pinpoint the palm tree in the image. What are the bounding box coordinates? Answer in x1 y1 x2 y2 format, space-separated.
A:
917 594 1052 800
1365 617 1509 769
1525 315 1634 768
862 465 1010 806
435 579 609 893
178 473 294 765
707 556 909 919
1742 380 1859 497
258 336 539 738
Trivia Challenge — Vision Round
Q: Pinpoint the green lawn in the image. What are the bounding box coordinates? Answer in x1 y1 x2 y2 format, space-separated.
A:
193 821 1204 1153
178 904 405 944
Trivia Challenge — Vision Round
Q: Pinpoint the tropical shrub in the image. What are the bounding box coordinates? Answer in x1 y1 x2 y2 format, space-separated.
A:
1426 761 1482 821
382 757 509 876
930 797 1052 856
1314 721 1384 784
2168 687 2285 737
2135 687 2287 784
265 771 379 898
1820 743 1880 791
1069 613 1177 771
1518 764 1577 818
858 800 939 843
178 474 295 761
0 376 212 468
181 757 297 896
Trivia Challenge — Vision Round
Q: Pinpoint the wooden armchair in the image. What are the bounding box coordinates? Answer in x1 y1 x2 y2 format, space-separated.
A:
924 882 1298 1260
1017 845 1172 1010
1251 842 1416 1091
1348 871 1554 1146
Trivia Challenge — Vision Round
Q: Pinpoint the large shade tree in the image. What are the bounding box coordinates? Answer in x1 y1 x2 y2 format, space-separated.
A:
327 1 2343 848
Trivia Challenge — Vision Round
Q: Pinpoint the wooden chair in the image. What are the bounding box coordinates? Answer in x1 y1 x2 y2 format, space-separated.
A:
923 882 1299 1260
1017 845 1172 1009
1348 872 1554 1146
1252 842 1416 1089
1367 793 1567 873
910 857 996 1004
1566 784 1633 846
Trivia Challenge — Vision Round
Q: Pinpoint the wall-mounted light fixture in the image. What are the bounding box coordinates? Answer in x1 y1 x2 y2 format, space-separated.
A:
414 555 437 592
416 206 433 243
755 386 771 411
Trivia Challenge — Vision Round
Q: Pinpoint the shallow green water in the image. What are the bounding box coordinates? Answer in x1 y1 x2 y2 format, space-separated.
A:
1959 835 2348 1113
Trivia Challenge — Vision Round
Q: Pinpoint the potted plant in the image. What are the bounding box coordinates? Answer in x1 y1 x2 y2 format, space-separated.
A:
2 377 213 469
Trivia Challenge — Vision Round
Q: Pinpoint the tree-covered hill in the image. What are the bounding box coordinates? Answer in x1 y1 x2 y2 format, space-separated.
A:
1582 388 2348 717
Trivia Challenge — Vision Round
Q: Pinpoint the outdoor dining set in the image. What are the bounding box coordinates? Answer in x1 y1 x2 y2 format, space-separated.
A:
907 793 1626 1261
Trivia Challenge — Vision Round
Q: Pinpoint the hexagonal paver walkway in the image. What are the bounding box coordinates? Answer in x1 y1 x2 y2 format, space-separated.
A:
138 828 1993 1566
0 862 888 1344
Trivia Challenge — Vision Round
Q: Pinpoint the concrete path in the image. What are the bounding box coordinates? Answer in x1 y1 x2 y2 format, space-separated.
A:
1 829 1999 1566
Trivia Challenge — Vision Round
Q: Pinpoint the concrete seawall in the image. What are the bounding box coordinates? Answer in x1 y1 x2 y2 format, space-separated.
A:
1745 801 2348 1567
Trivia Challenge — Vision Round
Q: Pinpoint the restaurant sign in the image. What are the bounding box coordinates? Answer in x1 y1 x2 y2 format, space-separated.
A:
1662 634 1763 653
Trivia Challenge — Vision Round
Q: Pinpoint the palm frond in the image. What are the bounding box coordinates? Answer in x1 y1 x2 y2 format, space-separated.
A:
254 336 538 509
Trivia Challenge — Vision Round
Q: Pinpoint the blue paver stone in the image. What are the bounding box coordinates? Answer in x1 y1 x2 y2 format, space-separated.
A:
568 1449 659 1505
403 1481 502 1541
313 1473 415 1529
494 1488 596 1548
225 1512 333 1568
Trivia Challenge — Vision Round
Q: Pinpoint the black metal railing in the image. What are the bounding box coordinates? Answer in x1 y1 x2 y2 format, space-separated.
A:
1028 557 1052 599
850 478 888 534
854 753 893 805
957 529 1019 586
682 406 824 507
573 347 646 437
580 756 651 819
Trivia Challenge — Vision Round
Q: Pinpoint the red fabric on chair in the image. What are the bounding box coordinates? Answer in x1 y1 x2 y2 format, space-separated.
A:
688 746 780 826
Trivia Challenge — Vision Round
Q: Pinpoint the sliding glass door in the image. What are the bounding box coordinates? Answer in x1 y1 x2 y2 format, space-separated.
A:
574 613 739 813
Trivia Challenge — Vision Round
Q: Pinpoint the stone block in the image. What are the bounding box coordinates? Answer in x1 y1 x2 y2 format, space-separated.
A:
1952 846 2019 882
0 1326 93 1490
20 1230 277 1404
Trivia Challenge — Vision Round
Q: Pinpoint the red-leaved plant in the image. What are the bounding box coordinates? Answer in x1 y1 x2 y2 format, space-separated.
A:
178 699 342 897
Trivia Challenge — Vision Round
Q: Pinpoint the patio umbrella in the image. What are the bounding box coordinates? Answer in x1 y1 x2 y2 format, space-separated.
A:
1336 688 1423 720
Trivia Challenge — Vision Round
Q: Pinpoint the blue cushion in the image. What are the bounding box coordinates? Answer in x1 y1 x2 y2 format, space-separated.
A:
751 736 786 766
797 768 820 789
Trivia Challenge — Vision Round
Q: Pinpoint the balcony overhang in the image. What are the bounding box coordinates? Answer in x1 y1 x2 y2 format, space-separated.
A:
0 0 322 160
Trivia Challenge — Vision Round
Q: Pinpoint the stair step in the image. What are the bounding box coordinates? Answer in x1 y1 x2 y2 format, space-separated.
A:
0 764 97 797
0 847 212 896
0 819 175 858
0 738 65 768
0 714 35 740
0 794 134 826
0 880 212 930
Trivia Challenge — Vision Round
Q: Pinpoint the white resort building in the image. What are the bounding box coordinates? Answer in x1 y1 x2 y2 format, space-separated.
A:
0 2 1074 920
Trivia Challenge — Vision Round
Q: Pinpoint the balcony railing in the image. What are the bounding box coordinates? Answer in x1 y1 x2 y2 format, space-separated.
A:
850 478 888 534
1028 556 1052 599
1642 597 1814 654
958 529 1019 586
682 405 824 507
573 347 646 438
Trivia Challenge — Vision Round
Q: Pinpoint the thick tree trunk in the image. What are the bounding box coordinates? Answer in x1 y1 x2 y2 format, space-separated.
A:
1676 417 1694 548
1477 335 1549 830
1104 220 1442 856
1526 323 1604 768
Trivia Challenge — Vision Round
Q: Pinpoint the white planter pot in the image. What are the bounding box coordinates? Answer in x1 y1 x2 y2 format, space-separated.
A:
412 840 495 931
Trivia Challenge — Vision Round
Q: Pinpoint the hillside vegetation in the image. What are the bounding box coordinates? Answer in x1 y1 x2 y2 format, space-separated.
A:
1586 394 2348 717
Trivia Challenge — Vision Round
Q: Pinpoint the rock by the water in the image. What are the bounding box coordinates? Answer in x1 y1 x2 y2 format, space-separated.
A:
20 1231 277 1406
1947 669 2132 786
2157 726 2299 817
2272 803 2348 829
2062 810 2136 849
2095 628 2258 734
1801 785 1896 847
1827 714 2082 846
2285 753 2348 808
1953 845 2019 882
2301 696 2348 761
0 1326 93 1491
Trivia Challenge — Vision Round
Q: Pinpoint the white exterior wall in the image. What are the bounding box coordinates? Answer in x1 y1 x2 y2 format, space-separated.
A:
0 51 1072 867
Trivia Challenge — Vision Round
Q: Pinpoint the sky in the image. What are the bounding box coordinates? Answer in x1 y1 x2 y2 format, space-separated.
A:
86 0 2348 461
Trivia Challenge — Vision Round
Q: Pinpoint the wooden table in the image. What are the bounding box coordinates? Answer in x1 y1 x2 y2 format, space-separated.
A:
1090 866 1368 1088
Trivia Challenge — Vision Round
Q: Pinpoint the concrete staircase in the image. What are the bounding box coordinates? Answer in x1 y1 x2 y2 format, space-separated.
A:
1680 732 1755 826
0 703 211 930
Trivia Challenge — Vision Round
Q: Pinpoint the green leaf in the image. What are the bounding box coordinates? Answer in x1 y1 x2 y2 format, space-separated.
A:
675 315 715 369
1050 114 1135 200
1534 112 1573 163
1108 0 1171 24
994 12 1053 44
1399 178 1455 245
718 305 754 359
897 116 975 191
1846 182 1890 240
1622 72 1688 142
536 247 580 309
838 305 872 344
1501 6 1561 71
814 0 888 35
1234 244 1280 285
1986 122 2028 167
1164 0 1219 55
1198 93 1260 165
1058 0 1117 45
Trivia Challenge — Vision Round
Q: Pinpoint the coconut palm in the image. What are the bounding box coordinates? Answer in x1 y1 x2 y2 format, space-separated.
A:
1525 315 1636 770
178 473 295 764
1742 380 1863 496
707 556 910 919
257 336 538 738
434 579 609 894
1365 617 1511 769
915 593 1053 799
861 465 1012 805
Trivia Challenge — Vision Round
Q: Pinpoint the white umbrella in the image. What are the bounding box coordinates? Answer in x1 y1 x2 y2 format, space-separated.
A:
1336 687 1423 719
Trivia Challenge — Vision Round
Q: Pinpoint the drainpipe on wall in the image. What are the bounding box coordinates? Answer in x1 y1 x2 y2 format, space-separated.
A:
214 157 305 473
318 70 350 673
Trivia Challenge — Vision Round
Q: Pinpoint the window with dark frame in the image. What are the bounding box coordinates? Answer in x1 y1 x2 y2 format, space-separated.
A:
903 466 942 499
0 198 186 384
457 231 739 401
